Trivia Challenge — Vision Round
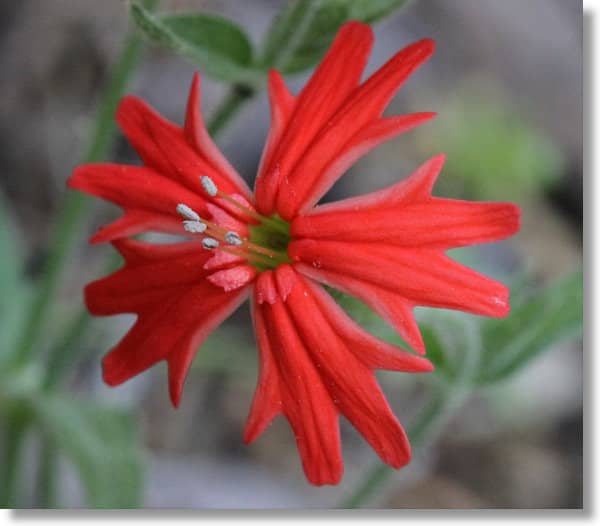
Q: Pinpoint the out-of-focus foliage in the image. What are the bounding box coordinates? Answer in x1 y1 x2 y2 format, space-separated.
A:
0 193 143 508
425 93 564 201
476 270 583 384
31 395 143 508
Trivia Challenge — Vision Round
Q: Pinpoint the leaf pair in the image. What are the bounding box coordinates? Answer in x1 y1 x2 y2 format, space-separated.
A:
130 0 409 84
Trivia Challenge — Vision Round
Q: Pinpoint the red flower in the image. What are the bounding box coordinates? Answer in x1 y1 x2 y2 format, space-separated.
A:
68 22 520 485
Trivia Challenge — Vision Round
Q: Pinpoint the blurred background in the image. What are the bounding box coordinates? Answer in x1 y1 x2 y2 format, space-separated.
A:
0 0 582 509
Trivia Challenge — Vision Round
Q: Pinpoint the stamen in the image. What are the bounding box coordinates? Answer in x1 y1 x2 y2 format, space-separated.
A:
176 203 200 221
225 231 242 246
183 220 207 234
198 175 289 236
200 175 218 197
202 238 219 250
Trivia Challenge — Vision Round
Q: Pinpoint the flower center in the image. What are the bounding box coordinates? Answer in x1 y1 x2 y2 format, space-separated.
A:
176 176 292 272
248 215 291 271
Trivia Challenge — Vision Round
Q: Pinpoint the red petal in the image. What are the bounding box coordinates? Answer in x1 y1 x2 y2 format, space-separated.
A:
245 266 431 484
255 21 374 216
291 155 520 249
253 70 296 212
289 240 510 317
206 265 257 292
183 73 253 200
117 92 249 199
293 263 426 354
293 198 520 249
295 154 446 217
68 164 206 242
303 277 431 369
275 40 435 218
283 276 412 469
254 270 343 485
243 294 283 444
86 239 248 407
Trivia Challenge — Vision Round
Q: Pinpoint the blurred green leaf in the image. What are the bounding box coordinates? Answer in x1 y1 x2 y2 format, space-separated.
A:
432 98 564 201
261 0 409 73
476 271 583 384
32 396 143 508
130 2 263 86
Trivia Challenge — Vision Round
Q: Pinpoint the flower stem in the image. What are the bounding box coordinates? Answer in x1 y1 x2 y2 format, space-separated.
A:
207 83 254 137
12 0 159 369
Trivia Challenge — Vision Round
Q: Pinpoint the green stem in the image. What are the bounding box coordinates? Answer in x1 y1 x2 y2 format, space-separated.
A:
0 410 28 508
207 83 254 137
12 0 159 369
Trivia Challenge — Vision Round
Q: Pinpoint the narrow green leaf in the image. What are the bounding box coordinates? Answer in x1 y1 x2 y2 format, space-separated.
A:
476 271 583 384
130 2 263 86
31 396 143 508
261 0 410 74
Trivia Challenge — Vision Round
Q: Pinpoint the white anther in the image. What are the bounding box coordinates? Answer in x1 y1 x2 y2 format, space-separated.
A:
225 231 242 246
200 175 218 197
183 220 207 234
202 237 219 250
176 203 200 221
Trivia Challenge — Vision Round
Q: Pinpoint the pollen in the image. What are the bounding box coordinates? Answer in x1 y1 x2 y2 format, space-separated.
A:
176 203 200 221
225 231 243 246
200 175 218 197
202 237 219 250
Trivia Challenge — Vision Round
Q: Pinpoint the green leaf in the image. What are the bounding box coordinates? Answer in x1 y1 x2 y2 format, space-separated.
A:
261 0 409 73
31 396 143 508
476 271 583 384
130 2 263 86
